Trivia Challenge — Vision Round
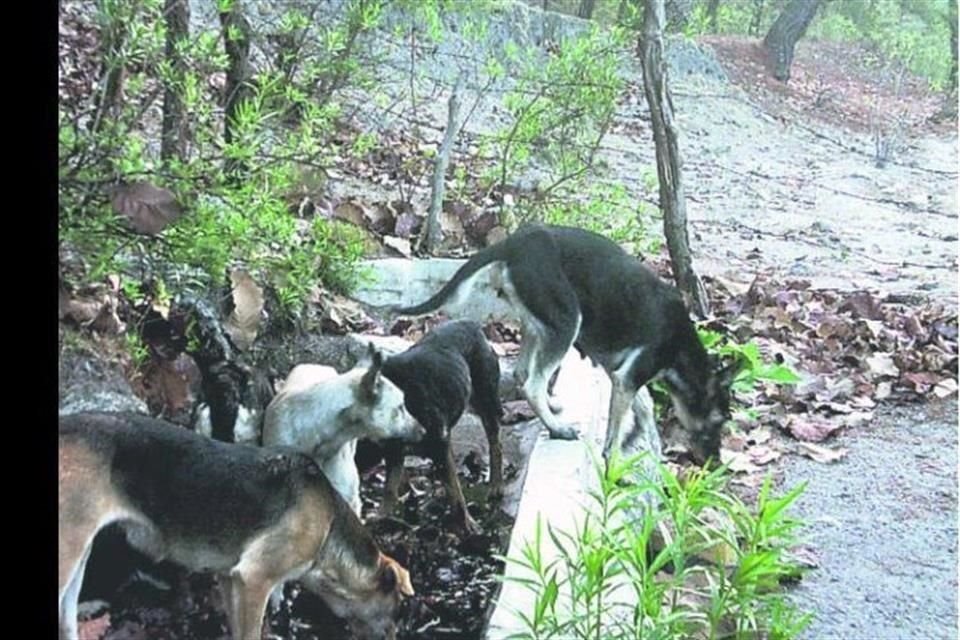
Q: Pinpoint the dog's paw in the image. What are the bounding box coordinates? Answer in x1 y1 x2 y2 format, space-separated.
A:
461 514 483 536
548 425 579 441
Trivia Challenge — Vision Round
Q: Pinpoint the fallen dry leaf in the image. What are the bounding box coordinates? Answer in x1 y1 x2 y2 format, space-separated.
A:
797 442 848 463
865 352 899 378
383 235 412 257
786 417 844 443
78 613 110 640
112 182 183 235
225 269 264 351
720 448 761 474
933 378 959 398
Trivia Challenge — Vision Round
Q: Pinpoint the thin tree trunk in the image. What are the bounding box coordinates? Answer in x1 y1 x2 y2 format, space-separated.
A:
748 0 765 36
161 0 190 164
948 0 958 96
418 75 465 255
578 0 596 20
762 0 821 83
90 0 128 134
706 0 721 32
640 0 709 318
219 0 253 180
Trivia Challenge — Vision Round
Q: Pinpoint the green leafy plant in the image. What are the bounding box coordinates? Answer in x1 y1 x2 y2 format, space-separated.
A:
59 0 382 320
499 450 811 640
482 24 628 229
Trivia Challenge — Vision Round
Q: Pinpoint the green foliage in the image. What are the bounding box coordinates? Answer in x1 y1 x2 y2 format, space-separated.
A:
810 0 954 90
697 328 802 393
59 0 383 320
500 450 811 639
537 182 662 254
483 24 629 229
683 0 953 89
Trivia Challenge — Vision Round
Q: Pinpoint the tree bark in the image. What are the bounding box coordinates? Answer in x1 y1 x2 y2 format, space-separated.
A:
948 0 958 96
748 0 765 36
417 75 464 255
219 0 254 181
577 0 596 20
762 0 821 83
640 0 709 318
90 0 128 134
161 0 190 164
706 0 721 32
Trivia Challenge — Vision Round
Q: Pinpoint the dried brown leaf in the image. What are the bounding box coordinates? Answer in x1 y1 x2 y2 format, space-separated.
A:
225 269 264 351
112 182 183 235
786 417 844 442
933 378 959 398
797 442 848 463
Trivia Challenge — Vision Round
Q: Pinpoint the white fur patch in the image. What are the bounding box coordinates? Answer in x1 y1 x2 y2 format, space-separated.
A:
194 405 260 445
439 261 516 323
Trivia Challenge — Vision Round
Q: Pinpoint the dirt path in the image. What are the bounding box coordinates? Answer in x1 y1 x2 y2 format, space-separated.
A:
782 398 958 639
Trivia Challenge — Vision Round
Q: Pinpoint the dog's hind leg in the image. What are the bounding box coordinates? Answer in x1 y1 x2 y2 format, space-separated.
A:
518 320 580 440
503 257 582 441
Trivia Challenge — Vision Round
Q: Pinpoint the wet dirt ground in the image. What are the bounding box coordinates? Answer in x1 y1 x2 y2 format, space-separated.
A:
77 417 542 640
782 398 958 639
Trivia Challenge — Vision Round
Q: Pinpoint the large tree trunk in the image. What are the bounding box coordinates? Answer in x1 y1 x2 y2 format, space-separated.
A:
161 0 190 164
577 0 596 20
640 0 709 318
219 1 254 181
763 0 820 83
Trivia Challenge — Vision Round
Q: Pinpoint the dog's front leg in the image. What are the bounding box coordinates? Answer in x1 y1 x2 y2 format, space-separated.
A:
603 379 636 463
225 568 273 640
428 436 481 535
381 441 408 517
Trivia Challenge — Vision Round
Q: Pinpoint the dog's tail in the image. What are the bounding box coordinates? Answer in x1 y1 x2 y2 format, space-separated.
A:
391 242 508 317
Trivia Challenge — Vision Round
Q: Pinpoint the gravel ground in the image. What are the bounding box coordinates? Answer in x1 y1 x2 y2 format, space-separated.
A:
783 399 958 640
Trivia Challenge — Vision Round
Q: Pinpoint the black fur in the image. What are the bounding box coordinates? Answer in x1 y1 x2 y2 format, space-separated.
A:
395 224 734 463
60 412 375 565
173 296 274 444
369 320 503 531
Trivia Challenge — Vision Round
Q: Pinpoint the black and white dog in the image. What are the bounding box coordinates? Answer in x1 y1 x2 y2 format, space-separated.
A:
375 320 504 534
393 224 738 465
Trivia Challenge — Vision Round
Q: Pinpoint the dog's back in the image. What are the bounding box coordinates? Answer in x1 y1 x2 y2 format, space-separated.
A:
60 413 337 554
382 320 502 432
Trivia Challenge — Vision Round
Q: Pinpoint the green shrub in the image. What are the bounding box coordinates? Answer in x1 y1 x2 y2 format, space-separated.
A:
500 450 811 639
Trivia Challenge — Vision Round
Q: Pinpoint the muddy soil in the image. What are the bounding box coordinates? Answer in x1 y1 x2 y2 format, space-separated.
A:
77 416 541 640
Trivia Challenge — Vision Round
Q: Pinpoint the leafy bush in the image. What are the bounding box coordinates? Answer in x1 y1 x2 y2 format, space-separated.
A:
537 182 662 254
480 24 629 228
500 450 811 639
59 0 383 319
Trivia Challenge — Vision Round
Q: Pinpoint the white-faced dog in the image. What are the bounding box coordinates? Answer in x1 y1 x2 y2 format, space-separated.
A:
393 224 739 465
262 345 425 515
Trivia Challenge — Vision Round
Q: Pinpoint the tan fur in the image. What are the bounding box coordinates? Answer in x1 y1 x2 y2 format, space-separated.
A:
58 425 413 640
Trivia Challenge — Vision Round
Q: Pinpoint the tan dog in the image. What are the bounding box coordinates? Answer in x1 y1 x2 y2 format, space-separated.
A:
59 412 414 640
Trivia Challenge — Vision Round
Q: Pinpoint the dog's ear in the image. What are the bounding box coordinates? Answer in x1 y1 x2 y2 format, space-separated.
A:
379 554 415 597
359 344 384 402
